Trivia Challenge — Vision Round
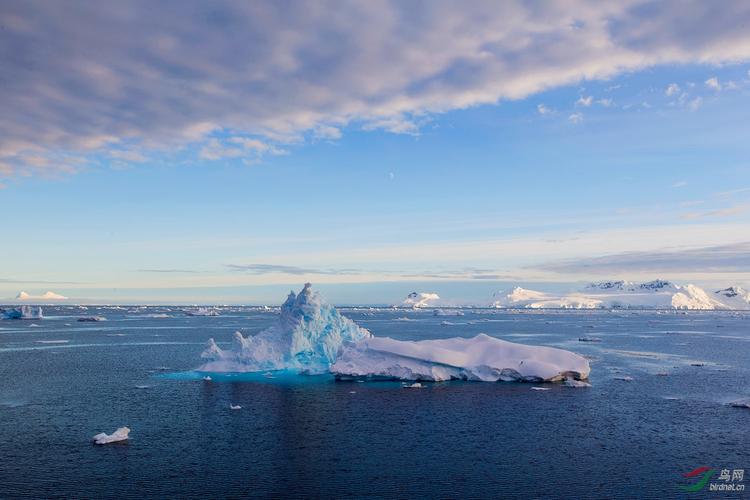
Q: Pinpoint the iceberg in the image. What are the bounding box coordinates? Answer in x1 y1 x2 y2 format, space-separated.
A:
199 284 590 384
331 334 590 382
92 426 130 445
199 283 371 374
185 307 220 316
2 305 43 320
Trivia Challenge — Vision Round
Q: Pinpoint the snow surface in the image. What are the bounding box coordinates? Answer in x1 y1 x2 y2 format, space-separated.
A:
92 427 130 444
331 334 590 382
199 284 590 384
491 280 749 310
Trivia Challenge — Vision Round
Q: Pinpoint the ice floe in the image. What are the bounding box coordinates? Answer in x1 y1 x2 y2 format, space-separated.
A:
92 427 130 444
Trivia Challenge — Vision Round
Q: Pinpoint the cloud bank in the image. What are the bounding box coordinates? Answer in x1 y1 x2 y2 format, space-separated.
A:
2 0 750 176
16 291 68 301
535 242 750 275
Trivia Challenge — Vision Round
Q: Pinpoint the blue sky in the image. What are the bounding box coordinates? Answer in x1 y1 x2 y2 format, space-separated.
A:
1 1 749 303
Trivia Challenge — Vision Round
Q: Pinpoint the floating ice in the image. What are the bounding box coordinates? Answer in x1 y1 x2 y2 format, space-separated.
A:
331 334 590 382
202 376 212 381
199 284 590 384
403 382 423 389
229 404 242 410
562 378 592 388
200 283 371 374
531 387 551 391
2 305 43 320
730 399 750 409
185 307 220 317
614 375 634 382
92 427 130 445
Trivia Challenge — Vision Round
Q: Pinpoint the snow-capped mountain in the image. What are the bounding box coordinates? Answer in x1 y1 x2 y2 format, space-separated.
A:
491 280 749 310
714 286 750 310
402 291 441 308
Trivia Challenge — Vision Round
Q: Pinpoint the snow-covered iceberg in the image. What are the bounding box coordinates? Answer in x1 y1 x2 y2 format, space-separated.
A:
491 280 745 310
2 305 43 320
200 283 371 374
199 284 590 384
331 334 590 382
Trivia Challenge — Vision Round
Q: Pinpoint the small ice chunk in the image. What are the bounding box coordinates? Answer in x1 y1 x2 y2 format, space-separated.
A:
202 375 212 381
578 337 602 342
562 378 591 388
614 376 634 382
531 387 551 391
403 382 423 389
92 427 130 444
229 404 242 410
135 385 150 389
730 399 750 409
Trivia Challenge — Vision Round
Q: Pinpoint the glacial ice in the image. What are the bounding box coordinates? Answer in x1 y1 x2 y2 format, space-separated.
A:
92 426 130 444
199 284 590 384
2 306 43 320
200 283 371 374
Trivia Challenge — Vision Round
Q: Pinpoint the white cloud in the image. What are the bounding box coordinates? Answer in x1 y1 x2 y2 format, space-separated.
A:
568 112 584 124
665 83 681 96
537 103 552 115
705 76 721 90
3 1 750 177
688 96 703 111
672 180 688 188
596 98 613 107
576 95 593 107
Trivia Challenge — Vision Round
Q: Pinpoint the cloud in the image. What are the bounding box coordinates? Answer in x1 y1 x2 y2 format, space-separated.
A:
665 83 681 96
16 291 68 300
705 76 721 90
596 98 613 107
137 269 200 274
576 95 593 107
568 112 584 124
536 103 552 115
534 242 750 274
681 204 749 219
688 97 703 111
3 1 750 177
227 263 361 275
672 180 688 188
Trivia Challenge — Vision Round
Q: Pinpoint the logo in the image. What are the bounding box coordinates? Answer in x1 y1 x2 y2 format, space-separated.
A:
679 466 745 493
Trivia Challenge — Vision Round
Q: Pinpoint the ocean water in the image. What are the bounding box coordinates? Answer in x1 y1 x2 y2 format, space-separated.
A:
1 306 749 498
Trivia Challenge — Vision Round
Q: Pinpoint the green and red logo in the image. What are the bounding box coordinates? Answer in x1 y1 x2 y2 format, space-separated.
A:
680 466 715 492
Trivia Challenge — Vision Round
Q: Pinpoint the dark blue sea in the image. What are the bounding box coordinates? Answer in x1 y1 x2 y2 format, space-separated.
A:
1 306 749 498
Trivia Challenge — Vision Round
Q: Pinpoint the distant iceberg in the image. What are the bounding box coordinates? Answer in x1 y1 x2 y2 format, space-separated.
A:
199 284 590 384
2 305 43 320
185 307 220 316
490 280 747 310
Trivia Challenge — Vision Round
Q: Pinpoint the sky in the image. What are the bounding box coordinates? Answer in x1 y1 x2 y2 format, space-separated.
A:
1 0 750 304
